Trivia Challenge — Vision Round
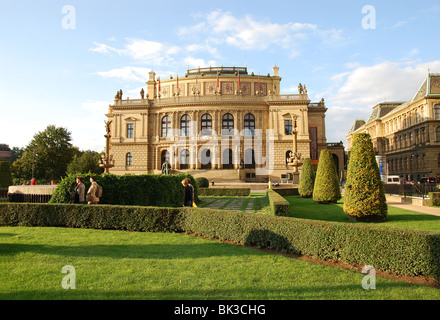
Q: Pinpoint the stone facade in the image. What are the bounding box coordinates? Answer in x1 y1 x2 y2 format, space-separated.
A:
346 73 440 182
105 65 342 182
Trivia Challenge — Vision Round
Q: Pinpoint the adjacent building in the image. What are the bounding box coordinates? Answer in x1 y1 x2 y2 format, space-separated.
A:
346 73 440 182
105 65 345 182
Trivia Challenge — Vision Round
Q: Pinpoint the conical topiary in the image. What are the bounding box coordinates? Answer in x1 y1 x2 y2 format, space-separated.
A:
313 149 341 204
343 133 387 221
298 158 315 198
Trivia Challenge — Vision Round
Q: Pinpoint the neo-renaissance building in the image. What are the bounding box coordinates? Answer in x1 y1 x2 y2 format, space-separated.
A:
105 65 345 182
346 73 440 182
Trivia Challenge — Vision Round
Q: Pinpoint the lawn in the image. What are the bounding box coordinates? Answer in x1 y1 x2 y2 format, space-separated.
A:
287 195 440 232
1 226 440 300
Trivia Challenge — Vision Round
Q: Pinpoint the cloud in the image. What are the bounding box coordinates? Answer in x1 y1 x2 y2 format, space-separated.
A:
96 66 151 82
178 10 347 56
323 60 440 142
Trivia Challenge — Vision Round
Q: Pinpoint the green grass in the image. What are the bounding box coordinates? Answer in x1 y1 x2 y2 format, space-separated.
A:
287 195 440 232
1 226 440 300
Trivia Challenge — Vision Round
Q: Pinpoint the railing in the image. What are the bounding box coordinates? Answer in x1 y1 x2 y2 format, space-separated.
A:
384 183 439 197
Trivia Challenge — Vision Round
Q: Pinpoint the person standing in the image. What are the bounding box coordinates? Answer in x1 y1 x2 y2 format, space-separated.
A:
181 178 194 207
75 177 85 203
86 176 100 204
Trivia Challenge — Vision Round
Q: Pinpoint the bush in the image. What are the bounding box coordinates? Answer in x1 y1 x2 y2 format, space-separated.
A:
343 133 387 221
298 158 315 198
49 173 199 206
195 177 209 188
2 202 440 281
428 192 440 207
313 150 341 204
198 188 250 197
0 161 12 189
265 189 290 216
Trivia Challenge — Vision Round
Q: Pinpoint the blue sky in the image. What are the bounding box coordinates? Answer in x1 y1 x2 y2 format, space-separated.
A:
1 0 440 151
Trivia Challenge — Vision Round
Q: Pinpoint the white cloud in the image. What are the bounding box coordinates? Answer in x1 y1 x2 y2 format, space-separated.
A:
96 66 150 82
323 60 440 142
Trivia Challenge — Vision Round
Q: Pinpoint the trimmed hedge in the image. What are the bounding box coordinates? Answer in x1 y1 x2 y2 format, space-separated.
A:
0 161 12 189
198 188 250 197
265 189 290 216
195 177 209 188
49 173 199 206
428 192 440 207
1 202 440 281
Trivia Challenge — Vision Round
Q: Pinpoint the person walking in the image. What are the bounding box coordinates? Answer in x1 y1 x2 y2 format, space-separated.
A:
72 176 85 203
86 176 101 204
182 178 194 207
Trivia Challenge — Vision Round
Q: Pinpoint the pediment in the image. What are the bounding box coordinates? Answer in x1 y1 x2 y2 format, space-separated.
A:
124 117 139 122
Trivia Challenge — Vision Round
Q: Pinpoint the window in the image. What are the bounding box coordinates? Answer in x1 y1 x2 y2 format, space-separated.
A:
126 153 133 166
161 150 170 167
180 149 189 169
127 123 134 138
161 116 171 137
284 120 292 135
436 127 440 142
200 148 211 169
181 114 191 136
244 113 255 136
222 148 233 169
435 105 440 119
201 113 212 135
222 113 234 135
244 149 255 168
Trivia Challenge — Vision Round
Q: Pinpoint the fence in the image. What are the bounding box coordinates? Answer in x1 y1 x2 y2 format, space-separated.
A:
384 183 439 198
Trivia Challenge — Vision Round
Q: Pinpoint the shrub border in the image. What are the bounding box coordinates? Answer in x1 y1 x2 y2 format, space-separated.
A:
1 202 440 282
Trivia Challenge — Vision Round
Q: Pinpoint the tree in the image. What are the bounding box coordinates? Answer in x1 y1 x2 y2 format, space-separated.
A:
66 150 104 175
313 149 341 204
298 158 315 198
12 125 76 182
343 133 387 221
0 161 12 188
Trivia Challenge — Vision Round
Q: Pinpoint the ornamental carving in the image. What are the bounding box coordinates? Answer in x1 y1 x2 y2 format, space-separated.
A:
221 81 235 95
240 82 251 95
204 82 217 95
254 83 267 96
431 76 440 94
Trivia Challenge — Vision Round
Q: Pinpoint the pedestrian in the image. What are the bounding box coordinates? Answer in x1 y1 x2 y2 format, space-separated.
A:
181 178 194 207
74 177 85 203
86 176 101 204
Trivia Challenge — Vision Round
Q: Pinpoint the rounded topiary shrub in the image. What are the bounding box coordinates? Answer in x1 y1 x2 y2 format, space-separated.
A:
0 161 12 189
313 149 341 204
343 133 387 222
195 177 209 188
298 158 315 198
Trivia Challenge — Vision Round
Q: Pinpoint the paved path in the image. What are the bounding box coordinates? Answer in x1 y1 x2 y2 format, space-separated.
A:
387 201 440 217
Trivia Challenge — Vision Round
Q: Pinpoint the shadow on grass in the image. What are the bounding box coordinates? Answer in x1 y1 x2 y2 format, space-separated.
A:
0 242 262 260
0 282 427 300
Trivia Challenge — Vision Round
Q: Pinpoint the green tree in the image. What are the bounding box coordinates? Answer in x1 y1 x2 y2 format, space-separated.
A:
0 161 12 188
67 150 104 175
313 149 341 204
12 125 76 182
343 133 387 221
298 158 315 198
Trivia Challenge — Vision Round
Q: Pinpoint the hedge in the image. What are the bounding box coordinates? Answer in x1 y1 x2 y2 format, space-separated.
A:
198 188 250 197
265 189 290 216
1 202 440 281
428 192 440 207
49 173 199 206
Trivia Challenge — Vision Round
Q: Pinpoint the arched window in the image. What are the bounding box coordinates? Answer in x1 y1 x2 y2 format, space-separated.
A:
161 150 170 167
126 153 133 166
201 113 212 135
244 113 255 136
222 148 233 169
200 148 211 169
286 150 293 165
161 116 171 137
222 113 234 135
180 149 189 169
181 114 191 136
244 149 255 168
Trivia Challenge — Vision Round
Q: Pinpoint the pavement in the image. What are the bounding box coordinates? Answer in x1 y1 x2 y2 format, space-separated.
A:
386 201 440 217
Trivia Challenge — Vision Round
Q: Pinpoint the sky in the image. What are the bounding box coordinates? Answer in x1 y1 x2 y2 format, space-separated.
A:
1 0 440 152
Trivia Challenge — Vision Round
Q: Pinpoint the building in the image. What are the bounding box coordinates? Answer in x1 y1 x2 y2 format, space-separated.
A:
105 65 345 182
346 73 440 183
0 144 12 161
